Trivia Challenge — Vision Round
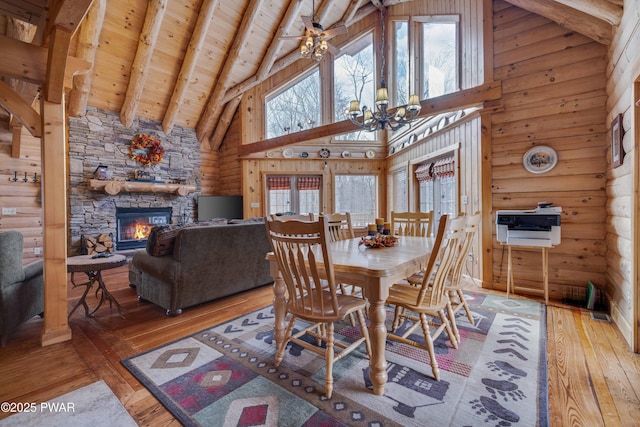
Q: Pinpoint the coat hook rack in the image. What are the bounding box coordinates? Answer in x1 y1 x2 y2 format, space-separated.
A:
9 171 39 183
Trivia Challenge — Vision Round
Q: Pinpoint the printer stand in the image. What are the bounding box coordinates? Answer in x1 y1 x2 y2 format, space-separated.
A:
506 244 549 304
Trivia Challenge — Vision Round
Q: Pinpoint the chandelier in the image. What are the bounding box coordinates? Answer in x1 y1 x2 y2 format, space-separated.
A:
346 6 421 132
300 34 328 61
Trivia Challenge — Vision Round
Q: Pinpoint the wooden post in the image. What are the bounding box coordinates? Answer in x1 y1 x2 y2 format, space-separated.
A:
40 96 72 346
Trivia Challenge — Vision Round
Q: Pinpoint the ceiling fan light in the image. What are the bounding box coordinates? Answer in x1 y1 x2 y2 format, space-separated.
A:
300 43 309 56
319 39 328 51
305 36 314 49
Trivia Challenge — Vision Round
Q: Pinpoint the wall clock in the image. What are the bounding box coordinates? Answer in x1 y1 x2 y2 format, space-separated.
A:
522 145 558 174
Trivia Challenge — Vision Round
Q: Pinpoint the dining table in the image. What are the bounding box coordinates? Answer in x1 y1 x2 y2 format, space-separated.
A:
266 235 436 396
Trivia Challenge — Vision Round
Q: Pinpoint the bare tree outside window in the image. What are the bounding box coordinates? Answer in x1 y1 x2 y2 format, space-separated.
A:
334 34 375 141
422 22 458 99
335 175 377 226
393 21 409 106
266 70 321 139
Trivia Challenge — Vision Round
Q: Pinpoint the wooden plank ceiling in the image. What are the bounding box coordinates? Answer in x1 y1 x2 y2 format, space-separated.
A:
0 0 623 150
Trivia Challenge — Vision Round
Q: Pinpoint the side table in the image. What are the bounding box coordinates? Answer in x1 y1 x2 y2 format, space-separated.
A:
67 254 128 319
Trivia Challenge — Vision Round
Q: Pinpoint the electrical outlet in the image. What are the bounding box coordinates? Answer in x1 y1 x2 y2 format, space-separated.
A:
462 195 468 205
250 202 260 208
34 247 42 255
2 207 17 215
467 253 473 261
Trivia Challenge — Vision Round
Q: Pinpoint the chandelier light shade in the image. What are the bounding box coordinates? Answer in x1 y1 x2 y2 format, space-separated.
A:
300 35 328 61
346 6 421 132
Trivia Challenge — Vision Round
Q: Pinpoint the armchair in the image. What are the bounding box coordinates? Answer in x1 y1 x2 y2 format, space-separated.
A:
0 231 44 346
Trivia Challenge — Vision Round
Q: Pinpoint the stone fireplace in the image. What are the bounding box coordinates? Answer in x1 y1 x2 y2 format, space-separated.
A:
67 107 201 254
115 207 172 250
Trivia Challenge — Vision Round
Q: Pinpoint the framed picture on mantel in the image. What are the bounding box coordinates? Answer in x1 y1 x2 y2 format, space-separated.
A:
611 114 624 168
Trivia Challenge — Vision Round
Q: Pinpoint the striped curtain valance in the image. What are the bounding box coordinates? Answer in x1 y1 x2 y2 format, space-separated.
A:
297 176 321 190
267 176 291 190
433 156 455 178
415 163 434 182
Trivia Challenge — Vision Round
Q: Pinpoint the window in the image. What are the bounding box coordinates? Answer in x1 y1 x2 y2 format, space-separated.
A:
267 175 321 216
392 21 409 106
418 18 458 99
333 33 375 141
265 69 320 139
334 175 377 226
392 168 408 212
416 156 457 228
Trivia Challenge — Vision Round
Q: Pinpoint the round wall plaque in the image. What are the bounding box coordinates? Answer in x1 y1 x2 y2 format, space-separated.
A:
522 145 558 174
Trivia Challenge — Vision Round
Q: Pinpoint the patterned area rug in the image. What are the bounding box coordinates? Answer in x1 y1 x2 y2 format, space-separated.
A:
122 292 548 426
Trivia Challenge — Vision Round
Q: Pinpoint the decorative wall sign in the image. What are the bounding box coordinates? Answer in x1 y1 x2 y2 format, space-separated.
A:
611 114 624 168
522 145 558 174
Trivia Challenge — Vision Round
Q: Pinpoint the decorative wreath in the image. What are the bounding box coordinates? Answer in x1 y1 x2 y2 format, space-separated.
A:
129 134 165 167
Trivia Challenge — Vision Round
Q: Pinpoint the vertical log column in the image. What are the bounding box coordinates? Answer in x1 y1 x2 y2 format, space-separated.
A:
40 96 72 346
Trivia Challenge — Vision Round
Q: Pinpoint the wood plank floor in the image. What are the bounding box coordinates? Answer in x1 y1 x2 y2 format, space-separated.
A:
0 264 639 426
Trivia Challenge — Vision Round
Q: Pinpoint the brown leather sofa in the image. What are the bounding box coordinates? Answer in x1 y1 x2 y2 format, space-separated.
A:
129 220 273 315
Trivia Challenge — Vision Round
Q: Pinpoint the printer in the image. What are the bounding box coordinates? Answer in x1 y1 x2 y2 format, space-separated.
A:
496 204 561 247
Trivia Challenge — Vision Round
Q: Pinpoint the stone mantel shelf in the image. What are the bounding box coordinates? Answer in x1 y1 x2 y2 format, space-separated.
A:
88 179 196 196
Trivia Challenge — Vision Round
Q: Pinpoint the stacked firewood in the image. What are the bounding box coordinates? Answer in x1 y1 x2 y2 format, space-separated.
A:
82 234 114 255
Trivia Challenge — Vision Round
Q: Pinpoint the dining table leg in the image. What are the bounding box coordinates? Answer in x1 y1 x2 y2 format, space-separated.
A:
366 279 389 396
271 263 287 350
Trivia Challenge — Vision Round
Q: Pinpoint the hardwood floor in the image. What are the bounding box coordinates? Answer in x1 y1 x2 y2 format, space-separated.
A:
1 264 639 426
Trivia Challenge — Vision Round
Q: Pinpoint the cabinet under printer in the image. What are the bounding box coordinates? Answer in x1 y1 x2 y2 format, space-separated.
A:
496 204 562 303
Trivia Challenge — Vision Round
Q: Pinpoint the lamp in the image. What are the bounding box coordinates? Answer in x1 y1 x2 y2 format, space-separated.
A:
346 6 421 132
299 0 330 62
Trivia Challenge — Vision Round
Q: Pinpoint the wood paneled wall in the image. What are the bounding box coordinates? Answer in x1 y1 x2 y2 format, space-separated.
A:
491 1 608 299
0 127 42 265
604 0 640 348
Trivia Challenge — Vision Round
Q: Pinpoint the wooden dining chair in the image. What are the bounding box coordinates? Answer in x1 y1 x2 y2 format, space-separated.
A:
391 211 434 237
323 212 355 242
264 216 371 398
447 213 481 327
386 214 463 381
270 213 314 221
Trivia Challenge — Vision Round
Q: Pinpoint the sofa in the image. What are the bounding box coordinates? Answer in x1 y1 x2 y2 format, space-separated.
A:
0 230 44 346
129 220 273 315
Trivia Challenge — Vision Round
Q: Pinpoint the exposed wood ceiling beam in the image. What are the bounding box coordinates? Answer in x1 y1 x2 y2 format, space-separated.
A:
44 26 72 103
68 0 106 116
504 0 612 45
208 0 305 151
0 35 91 87
0 80 42 136
162 0 220 135
552 0 622 26
196 0 266 143
46 0 94 35
239 80 502 155
0 0 47 25
120 0 167 128
220 2 378 105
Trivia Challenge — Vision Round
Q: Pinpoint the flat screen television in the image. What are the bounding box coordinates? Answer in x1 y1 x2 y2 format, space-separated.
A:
197 195 243 220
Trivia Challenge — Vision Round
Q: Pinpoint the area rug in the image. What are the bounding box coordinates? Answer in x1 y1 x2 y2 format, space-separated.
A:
122 292 548 426
0 380 137 427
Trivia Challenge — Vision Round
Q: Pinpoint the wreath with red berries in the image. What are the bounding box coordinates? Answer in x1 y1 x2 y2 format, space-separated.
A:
129 134 165 167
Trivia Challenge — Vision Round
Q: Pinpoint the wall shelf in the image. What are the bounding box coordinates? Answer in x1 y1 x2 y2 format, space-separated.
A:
88 179 196 196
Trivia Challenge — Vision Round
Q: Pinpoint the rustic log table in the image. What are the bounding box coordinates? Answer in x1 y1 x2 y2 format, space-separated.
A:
67 254 128 319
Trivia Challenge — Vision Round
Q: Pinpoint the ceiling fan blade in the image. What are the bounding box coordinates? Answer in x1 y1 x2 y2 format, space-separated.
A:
301 15 315 32
279 34 305 40
321 25 347 39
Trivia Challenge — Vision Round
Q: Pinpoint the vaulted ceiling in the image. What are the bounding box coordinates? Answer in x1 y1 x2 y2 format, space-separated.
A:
0 0 623 150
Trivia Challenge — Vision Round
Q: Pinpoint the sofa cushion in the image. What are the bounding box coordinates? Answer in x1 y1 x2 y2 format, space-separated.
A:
146 218 227 257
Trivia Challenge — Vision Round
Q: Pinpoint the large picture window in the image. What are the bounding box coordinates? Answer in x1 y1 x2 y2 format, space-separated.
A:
333 33 375 141
391 168 408 212
334 175 378 226
267 175 321 216
265 69 321 139
418 18 459 99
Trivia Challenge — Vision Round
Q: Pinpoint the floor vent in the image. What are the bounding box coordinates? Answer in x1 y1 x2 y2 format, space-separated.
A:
590 312 611 322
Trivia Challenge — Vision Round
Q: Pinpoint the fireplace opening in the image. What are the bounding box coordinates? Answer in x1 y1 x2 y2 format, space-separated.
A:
115 207 172 250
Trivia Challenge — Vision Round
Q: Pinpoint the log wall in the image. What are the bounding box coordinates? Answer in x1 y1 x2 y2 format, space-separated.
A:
604 0 640 348
490 1 609 301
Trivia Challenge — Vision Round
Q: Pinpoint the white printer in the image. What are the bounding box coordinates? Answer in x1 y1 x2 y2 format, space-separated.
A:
496 204 561 247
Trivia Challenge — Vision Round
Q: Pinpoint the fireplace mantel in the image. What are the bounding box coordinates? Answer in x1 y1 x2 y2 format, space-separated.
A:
88 179 196 196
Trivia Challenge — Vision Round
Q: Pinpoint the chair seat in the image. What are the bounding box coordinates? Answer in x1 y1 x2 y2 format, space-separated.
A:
290 291 367 323
387 283 448 314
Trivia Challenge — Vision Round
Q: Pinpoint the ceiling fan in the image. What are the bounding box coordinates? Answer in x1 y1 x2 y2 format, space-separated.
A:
281 2 347 60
